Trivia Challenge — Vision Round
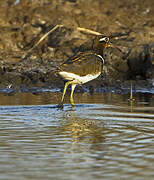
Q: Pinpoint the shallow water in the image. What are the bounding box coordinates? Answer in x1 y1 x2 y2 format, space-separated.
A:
0 91 154 180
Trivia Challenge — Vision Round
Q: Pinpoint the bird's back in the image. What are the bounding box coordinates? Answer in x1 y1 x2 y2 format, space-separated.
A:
59 51 104 76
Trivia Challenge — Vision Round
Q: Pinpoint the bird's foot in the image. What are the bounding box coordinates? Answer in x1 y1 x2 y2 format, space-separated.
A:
57 102 64 109
70 99 75 107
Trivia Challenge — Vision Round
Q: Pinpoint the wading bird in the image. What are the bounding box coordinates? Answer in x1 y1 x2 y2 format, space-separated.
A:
58 36 119 107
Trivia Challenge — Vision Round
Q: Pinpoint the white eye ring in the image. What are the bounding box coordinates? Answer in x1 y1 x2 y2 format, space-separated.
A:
99 37 109 42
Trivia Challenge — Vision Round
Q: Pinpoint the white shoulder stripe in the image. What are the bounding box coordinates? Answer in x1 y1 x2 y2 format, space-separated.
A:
96 54 105 64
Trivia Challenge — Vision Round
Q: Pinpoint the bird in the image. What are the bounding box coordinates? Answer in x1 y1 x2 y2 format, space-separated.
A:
57 36 117 107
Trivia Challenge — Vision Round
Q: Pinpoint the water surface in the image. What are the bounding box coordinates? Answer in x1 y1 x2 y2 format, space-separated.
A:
0 91 154 180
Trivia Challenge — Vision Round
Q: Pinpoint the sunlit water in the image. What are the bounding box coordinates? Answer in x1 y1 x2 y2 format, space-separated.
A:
0 90 154 180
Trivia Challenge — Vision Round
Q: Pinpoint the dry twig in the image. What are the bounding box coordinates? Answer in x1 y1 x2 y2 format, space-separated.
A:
28 24 64 52
29 25 102 52
22 25 102 61
77 27 102 36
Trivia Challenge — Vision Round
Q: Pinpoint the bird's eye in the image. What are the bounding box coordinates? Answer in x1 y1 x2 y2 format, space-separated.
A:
105 37 109 42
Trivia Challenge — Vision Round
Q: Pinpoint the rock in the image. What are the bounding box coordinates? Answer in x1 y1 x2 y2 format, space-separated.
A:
126 44 153 79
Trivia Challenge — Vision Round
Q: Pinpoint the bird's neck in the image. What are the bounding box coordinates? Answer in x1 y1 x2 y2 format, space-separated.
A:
94 46 106 57
93 42 106 57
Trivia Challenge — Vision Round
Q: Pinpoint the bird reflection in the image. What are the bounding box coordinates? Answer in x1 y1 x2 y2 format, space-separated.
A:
59 108 106 153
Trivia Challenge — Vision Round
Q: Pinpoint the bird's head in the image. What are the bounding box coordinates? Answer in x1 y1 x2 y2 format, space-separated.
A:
99 36 111 47
93 36 111 55
96 36 122 55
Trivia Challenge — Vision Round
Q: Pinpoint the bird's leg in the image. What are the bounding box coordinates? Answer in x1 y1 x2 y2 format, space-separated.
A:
61 81 72 103
58 81 72 108
70 84 77 106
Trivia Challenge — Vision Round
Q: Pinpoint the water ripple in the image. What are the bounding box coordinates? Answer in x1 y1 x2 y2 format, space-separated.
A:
0 93 154 180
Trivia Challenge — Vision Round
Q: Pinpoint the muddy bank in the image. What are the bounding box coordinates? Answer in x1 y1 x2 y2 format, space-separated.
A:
0 0 154 91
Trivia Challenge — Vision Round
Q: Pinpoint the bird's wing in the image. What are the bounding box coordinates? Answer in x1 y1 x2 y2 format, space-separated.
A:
59 52 103 76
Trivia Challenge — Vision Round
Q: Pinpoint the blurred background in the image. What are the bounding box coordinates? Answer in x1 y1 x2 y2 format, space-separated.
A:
0 0 153 89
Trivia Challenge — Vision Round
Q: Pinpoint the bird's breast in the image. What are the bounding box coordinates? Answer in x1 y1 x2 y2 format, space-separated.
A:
58 71 101 84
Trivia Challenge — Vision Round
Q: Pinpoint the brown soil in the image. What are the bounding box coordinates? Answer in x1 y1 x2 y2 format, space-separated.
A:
0 0 154 91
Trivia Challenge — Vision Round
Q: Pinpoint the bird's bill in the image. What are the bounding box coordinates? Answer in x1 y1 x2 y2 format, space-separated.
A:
107 43 123 53
107 42 116 48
